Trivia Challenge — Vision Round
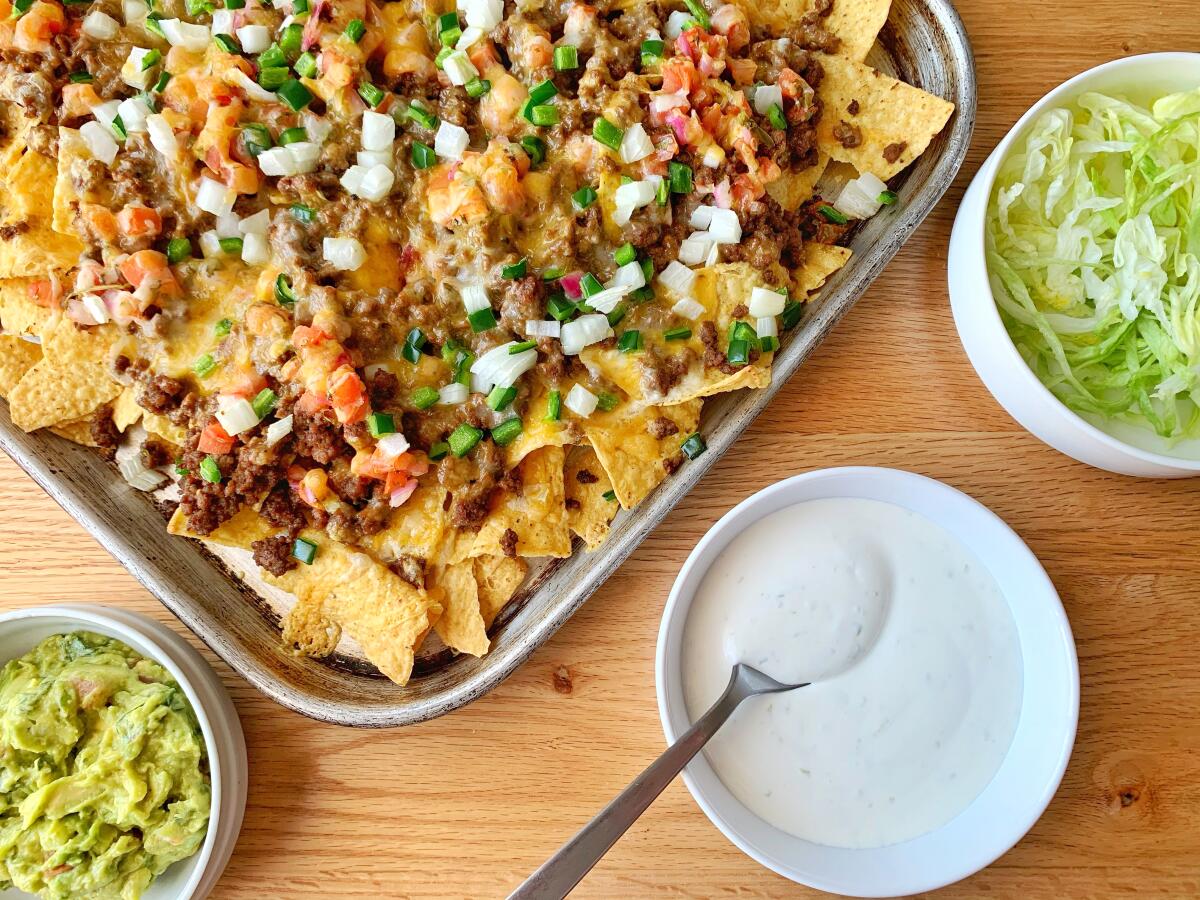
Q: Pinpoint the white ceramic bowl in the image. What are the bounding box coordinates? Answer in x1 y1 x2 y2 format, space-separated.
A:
656 467 1079 897
948 52 1200 477
0 604 247 900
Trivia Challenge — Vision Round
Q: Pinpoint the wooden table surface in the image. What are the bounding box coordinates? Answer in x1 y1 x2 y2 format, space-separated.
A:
5 3 1200 897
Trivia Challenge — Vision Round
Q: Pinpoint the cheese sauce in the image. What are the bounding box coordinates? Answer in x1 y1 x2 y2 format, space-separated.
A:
681 497 1022 849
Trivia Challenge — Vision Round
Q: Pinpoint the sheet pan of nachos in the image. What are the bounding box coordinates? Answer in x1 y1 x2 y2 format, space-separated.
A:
0 0 973 721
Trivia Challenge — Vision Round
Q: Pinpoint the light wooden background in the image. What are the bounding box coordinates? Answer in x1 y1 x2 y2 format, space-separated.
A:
5 3 1200 897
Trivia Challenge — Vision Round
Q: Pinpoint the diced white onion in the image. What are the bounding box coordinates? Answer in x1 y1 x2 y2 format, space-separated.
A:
434 121 470 160
442 50 478 87
470 371 491 394
525 319 561 339
560 314 612 355
459 0 502 30
119 455 167 491
236 24 271 53
340 164 367 196
356 149 392 168
196 176 236 216
650 92 689 116
357 164 395 202
82 10 120 39
241 232 270 265
323 237 366 271
160 19 210 53
287 141 320 174
91 99 121 130
80 293 110 325
361 110 395 151
266 414 294 447
214 212 241 238
199 230 223 258
215 396 261 436
665 9 692 39
438 382 469 405
583 285 631 314
238 209 271 235
678 235 713 266
461 283 490 314
614 179 659 210
702 144 726 168
689 206 714 229
619 123 654 165
227 68 277 103
146 113 179 157
375 432 411 459
748 286 786 317
607 261 646 291
834 171 889 220
707 208 742 244
671 297 706 320
612 204 634 227
756 316 778 339
116 96 151 132
456 25 484 50
753 84 784 115
79 121 119 166
122 0 147 24
211 9 235 34
564 384 598 417
471 341 538 389
658 260 697 295
256 147 294 177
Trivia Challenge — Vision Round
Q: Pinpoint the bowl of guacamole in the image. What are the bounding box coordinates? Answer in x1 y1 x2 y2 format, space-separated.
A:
0 619 229 900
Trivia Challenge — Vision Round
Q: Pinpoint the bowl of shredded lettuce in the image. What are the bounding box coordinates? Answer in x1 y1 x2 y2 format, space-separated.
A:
949 53 1200 476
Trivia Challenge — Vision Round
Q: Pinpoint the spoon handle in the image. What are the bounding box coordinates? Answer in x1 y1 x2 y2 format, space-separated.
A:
507 669 750 900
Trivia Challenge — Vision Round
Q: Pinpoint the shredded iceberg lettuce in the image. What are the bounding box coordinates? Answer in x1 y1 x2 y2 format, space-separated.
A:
986 89 1200 442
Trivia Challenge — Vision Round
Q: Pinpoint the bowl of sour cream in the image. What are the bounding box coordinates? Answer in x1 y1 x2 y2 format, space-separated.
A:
656 467 1078 897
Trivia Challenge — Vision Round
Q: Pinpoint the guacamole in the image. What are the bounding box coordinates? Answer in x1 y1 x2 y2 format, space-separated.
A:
0 632 210 899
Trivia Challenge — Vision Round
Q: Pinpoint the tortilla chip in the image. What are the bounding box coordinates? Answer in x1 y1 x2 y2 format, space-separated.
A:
766 152 830 211
0 146 84 278
431 562 490 657
504 386 575 467
470 445 571 559
473 554 527 628
359 484 449 564
49 416 99 446
53 128 87 236
564 446 618 551
733 0 888 62
797 243 853 297
280 596 342 659
0 279 52 337
167 504 274 546
7 149 58 221
8 320 121 432
0 223 84 279
0 335 40 398
111 387 144 432
816 53 955 180
583 400 702 510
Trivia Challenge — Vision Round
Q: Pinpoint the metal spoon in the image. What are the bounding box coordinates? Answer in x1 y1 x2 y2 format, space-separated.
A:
508 663 808 900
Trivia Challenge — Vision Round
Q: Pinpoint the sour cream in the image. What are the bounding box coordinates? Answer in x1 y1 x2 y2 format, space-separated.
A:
681 497 1022 849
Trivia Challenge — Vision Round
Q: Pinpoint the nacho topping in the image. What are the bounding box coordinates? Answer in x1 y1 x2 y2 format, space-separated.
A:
0 0 953 684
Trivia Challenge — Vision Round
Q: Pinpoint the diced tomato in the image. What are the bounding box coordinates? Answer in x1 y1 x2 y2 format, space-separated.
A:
119 249 179 296
291 325 331 350
197 420 235 455
661 58 698 95
727 57 757 86
351 450 392 480
383 469 409 494
225 162 259 195
297 390 330 414
223 370 268 398
27 278 60 309
467 39 502 72
328 365 369 425
117 206 162 239
82 204 119 243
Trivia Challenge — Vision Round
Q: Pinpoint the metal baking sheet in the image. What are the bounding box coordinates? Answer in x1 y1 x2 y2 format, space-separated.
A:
0 0 976 727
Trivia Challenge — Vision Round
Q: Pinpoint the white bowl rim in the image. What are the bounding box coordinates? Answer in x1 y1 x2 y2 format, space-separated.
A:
0 604 228 900
959 50 1200 472
655 466 1080 896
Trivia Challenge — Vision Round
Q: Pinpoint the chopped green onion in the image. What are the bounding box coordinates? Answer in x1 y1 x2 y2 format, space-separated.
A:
166 237 192 264
292 537 317 565
580 273 604 298
184 0 209 15
275 273 296 307
545 390 561 422
452 350 474 385
528 79 558 105
440 24 461 47
759 334 780 352
664 326 692 341
224 0 245 8
668 162 693 194
366 411 395 437
428 440 450 460
655 177 669 206
436 12 459 32
258 43 286 69
554 45 579 70
547 295 576 321
193 354 217 378
491 417 523 446
640 256 654 278
289 203 315 224
293 0 308 12
727 338 750 366
520 135 546 166
174 464 189 477
293 51 318 79
242 123 272 157
219 237 243 255
213 33 239 54
780 299 803 330
448 423 483 457
465 77 491 98
542 265 566 281
199 455 222 483
630 285 655 302
640 38 664 66
69 71 94 84
606 302 627 327
252 388 278 419
357 80 385 108
258 66 289 90
527 104 559 127
277 126 307 146
680 433 706 460
405 102 438 130
278 22 303 55
412 141 436 169
878 190 898 206
110 114 127 141
818 204 849 225
502 258 528 279
596 391 620 412
144 14 165 38
572 185 597 210
468 307 497 332
411 386 439 410
153 71 171 92
508 340 536 354
214 318 232 337
402 327 427 363
10 0 32 12
683 0 710 29
617 330 642 353
140 48 161 70
592 117 624 151
435 46 454 69
614 243 636 266
730 320 757 344
766 104 787 130
276 78 313 111
344 18 365 42
602 489 617 501
487 385 517 411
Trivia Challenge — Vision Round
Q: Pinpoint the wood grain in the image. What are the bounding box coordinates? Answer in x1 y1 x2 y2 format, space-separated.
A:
5 4 1200 897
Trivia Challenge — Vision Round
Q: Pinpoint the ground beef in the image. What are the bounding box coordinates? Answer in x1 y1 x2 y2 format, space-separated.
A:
177 478 241 536
575 468 599 484
565 497 581 510
731 303 749 319
847 100 860 115
327 492 391 544
496 463 523 496
535 338 566 381
292 407 348 464
441 440 502 528
251 535 297 577
142 439 172 469
389 554 426 588
328 463 373 505
663 453 684 475
498 275 545 334
260 482 307 534
499 527 519 558
647 416 680 440
699 321 739 375
640 346 692 397
137 374 184 415
883 142 908 164
724 196 808 270
798 199 853 245
366 368 399 407
89 406 120 454
0 222 29 240
832 121 862 148
437 84 470 127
